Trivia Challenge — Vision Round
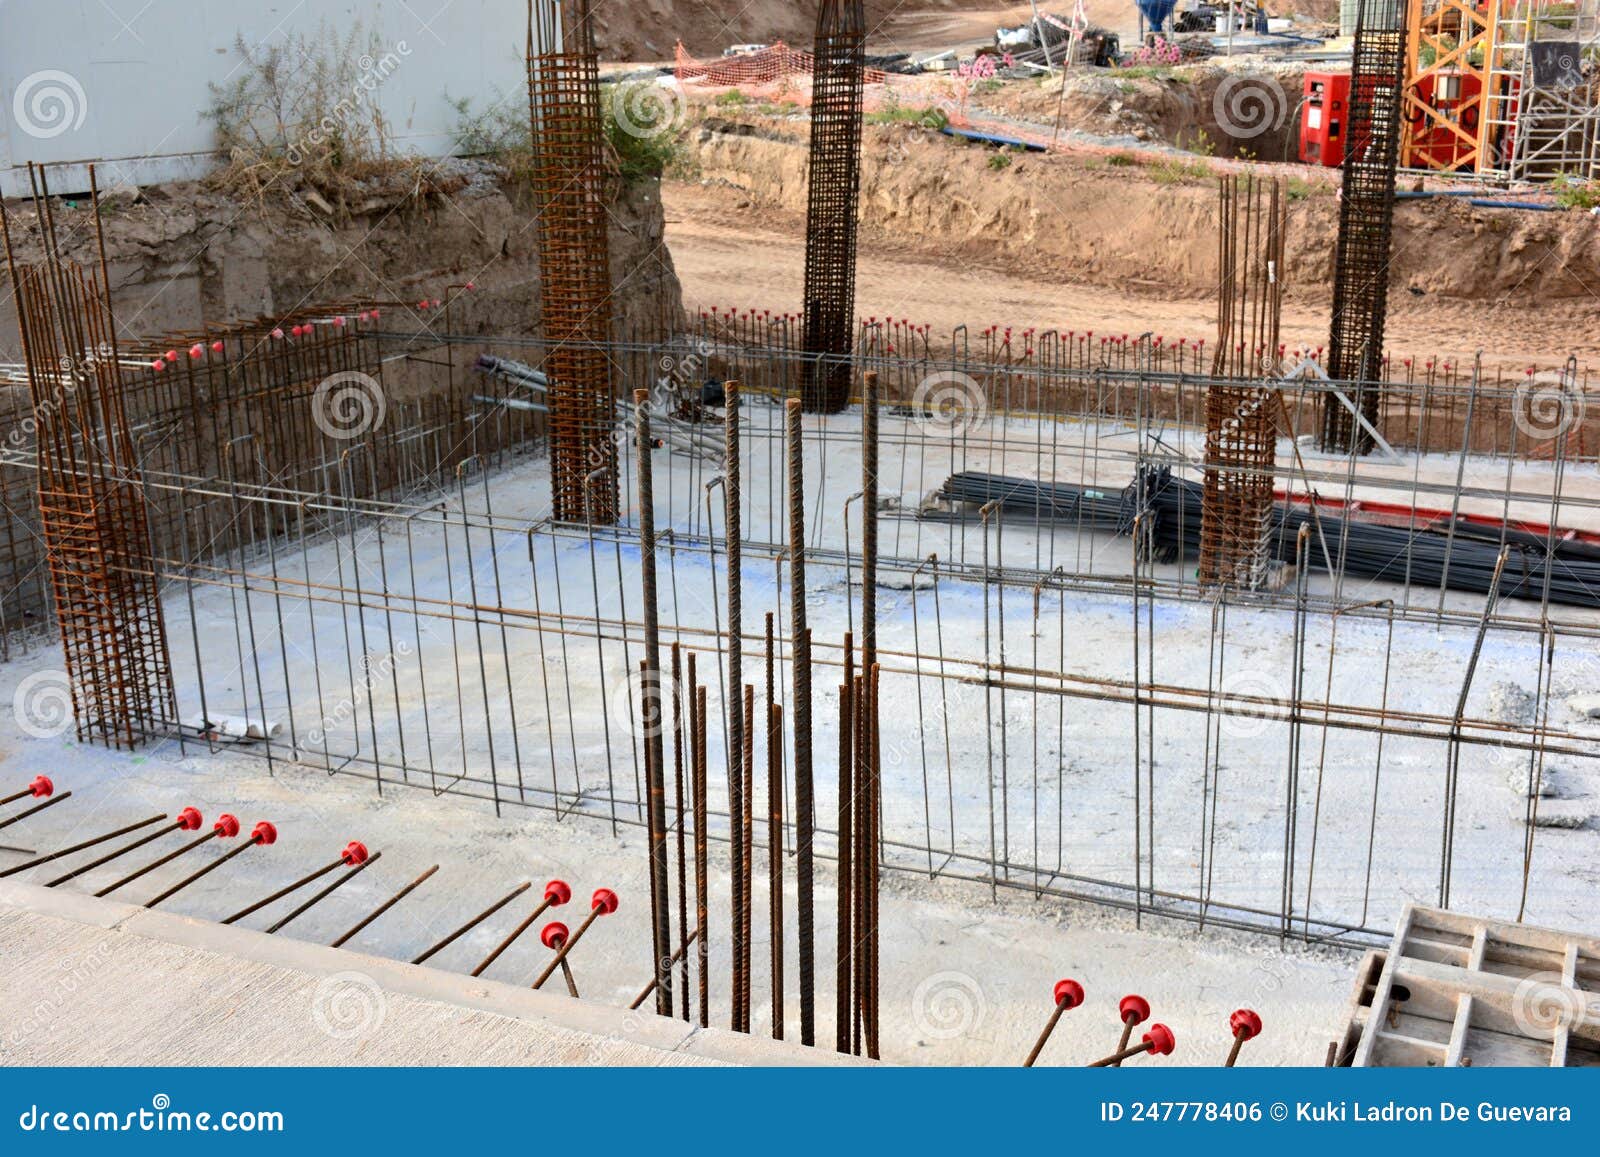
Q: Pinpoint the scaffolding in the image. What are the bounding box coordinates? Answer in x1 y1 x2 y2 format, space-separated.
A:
1402 0 1600 179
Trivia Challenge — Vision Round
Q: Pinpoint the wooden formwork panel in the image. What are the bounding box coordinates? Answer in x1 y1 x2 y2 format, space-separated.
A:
1335 904 1600 1067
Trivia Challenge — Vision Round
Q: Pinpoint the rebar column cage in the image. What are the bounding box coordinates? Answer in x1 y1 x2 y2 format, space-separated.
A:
529 0 617 522
800 1 868 414
1201 175 1286 592
0 175 178 748
1323 0 1408 455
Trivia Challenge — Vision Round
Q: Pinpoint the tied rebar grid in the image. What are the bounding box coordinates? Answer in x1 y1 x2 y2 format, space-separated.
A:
799 1 868 414
1201 175 1286 593
1322 0 1408 455
530 0 617 521
0 168 177 748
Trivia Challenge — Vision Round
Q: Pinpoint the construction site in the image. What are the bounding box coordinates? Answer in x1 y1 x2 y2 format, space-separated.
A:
2 0 1600 1071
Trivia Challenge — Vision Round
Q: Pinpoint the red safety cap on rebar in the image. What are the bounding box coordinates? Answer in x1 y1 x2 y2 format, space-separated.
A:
540 922 569 949
251 821 278 846
176 807 203 831
544 879 572 906
1143 1024 1176 1056
1230 1009 1262 1042
1053 978 1084 1009
341 841 369 866
213 814 241 838
28 775 53 798
590 888 618 914
1119 994 1151 1026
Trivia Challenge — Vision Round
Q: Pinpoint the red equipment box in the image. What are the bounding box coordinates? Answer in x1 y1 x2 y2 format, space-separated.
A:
1300 72 1351 167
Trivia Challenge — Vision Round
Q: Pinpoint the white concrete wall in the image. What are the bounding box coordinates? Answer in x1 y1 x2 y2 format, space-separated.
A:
0 0 535 196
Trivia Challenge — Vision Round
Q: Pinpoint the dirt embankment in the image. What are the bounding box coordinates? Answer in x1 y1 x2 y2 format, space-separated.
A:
684 117 1600 313
594 0 1029 60
977 65 1311 162
0 164 680 369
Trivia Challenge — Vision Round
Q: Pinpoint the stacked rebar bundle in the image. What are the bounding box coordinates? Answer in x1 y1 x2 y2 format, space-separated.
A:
1201 175 1286 592
1323 0 1408 454
529 0 618 521
800 1 868 414
0 165 178 749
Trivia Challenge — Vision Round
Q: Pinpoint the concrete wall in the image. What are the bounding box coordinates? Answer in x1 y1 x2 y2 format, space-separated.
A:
0 0 534 197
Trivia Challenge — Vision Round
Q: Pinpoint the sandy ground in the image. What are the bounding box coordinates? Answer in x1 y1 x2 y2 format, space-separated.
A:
3 409 1598 1066
662 182 1600 369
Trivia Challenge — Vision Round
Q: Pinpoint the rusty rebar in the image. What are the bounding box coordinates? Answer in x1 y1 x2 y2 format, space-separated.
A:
0 814 163 878
635 389 672 1018
331 864 439 948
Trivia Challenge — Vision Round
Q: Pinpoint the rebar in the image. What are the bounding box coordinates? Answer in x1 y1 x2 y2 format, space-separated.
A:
1323 0 1408 453
635 391 673 1017
800 2 868 413
529 0 616 520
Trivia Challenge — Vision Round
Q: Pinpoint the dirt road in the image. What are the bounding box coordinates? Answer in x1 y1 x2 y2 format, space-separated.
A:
663 181 1599 369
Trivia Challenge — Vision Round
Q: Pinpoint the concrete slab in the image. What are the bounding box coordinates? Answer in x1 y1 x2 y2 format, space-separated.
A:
0 881 861 1066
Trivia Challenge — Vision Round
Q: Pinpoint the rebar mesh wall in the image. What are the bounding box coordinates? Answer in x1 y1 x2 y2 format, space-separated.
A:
530 0 617 521
1323 0 1407 454
1201 176 1286 592
1 204 176 748
800 1 867 414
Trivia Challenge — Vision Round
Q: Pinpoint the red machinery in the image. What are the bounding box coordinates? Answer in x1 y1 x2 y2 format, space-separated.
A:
1403 68 1488 170
1300 72 1351 167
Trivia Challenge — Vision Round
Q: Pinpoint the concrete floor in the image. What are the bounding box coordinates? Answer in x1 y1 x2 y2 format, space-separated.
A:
0 881 853 1066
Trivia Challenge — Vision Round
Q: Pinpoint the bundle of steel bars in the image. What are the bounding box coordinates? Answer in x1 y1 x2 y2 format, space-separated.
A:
940 467 1600 607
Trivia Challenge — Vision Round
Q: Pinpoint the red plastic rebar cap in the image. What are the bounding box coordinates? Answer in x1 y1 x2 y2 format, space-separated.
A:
28 775 53 798
544 879 572 906
251 821 278 846
213 813 240 838
1053 978 1084 1010
176 807 203 831
1119 994 1151 1026
540 921 569 949
341 840 369 865
591 887 618 914
1143 1024 1176 1057
188 344 204 359
1230 1008 1262 1042
211 340 225 353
